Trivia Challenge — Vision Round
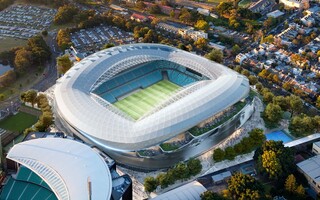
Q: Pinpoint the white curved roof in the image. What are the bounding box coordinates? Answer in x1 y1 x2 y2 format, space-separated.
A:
7 138 112 200
54 43 249 151
151 181 207 200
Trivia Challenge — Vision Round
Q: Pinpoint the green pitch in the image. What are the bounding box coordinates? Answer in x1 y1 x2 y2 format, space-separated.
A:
113 80 180 120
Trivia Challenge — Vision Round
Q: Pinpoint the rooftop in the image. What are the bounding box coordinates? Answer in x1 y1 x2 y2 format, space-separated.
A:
297 155 320 184
7 138 113 200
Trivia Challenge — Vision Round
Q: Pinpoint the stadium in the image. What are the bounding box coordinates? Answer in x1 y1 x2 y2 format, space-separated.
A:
54 43 253 169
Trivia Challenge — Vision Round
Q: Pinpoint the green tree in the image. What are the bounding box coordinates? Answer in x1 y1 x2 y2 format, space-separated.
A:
156 173 174 188
205 49 223 63
263 92 274 103
20 90 38 107
57 55 73 74
255 82 263 91
316 96 320 109
213 148 225 162
187 159 202 176
201 191 227 200
144 176 158 193
273 96 288 111
225 147 236 160
195 20 209 30
248 75 258 85
286 95 303 117
101 43 115 49
231 44 241 55
227 173 264 200
264 103 282 124
54 5 78 24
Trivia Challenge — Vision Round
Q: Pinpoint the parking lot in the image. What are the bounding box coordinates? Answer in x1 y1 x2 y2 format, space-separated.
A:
70 25 134 53
0 5 56 39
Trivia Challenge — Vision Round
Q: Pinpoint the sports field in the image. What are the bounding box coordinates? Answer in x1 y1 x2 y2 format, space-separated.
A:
113 80 180 120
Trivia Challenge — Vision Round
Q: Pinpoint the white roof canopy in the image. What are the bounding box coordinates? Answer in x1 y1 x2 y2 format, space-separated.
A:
7 138 112 200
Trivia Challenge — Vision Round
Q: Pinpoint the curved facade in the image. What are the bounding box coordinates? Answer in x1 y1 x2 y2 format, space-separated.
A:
7 138 113 200
54 43 249 152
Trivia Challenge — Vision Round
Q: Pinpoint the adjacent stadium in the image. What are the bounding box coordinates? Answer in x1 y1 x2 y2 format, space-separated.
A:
54 44 250 167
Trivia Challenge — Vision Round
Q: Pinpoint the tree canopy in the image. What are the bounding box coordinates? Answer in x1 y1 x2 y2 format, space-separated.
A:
227 173 264 200
57 55 73 74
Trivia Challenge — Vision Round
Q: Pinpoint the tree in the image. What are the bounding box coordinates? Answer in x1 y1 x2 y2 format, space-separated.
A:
195 20 209 30
227 173 264 200
255 82 263 91
264 103 282 125
255 141 295 180
20 90 38 107
194 38 208 49
101 43 114 49
144 176 158 192
225 147 236 160
57 55 73 74
295 184 305 198
54 5 78 24
283 81 294 92
14 48 32 73
261 150 283 179
170 10 175 18
205 49 223 63
231 44 240 55
187 159 202 176
286 95 303 117
263 92 274 103
316 96 320 109
57 29 72 50
156 173 174 188
201 191 227 200
41 30 48 36
179 9 192 23
213 148 225 162
273 96 288 111
285 174 297 193
289 114 315 136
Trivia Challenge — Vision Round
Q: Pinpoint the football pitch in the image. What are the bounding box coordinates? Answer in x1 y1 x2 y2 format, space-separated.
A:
113 80 180 120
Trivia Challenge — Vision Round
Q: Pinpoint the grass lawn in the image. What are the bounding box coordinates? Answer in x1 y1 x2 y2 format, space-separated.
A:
113 80 180 120
0 112 38 132
0 37 27 52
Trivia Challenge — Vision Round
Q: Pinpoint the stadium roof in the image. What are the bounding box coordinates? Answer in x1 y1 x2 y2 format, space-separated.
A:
151 181 206 200
54 43 249 151
7 138 112 200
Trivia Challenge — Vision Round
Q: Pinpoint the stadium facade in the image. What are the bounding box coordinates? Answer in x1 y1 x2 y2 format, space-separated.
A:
54 43 254 170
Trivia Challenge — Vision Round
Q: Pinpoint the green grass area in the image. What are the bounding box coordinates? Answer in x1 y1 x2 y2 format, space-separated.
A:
0 112 38 132
0 37 27 52
113 80 180 120
238 0 252 8
160 143 180 151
